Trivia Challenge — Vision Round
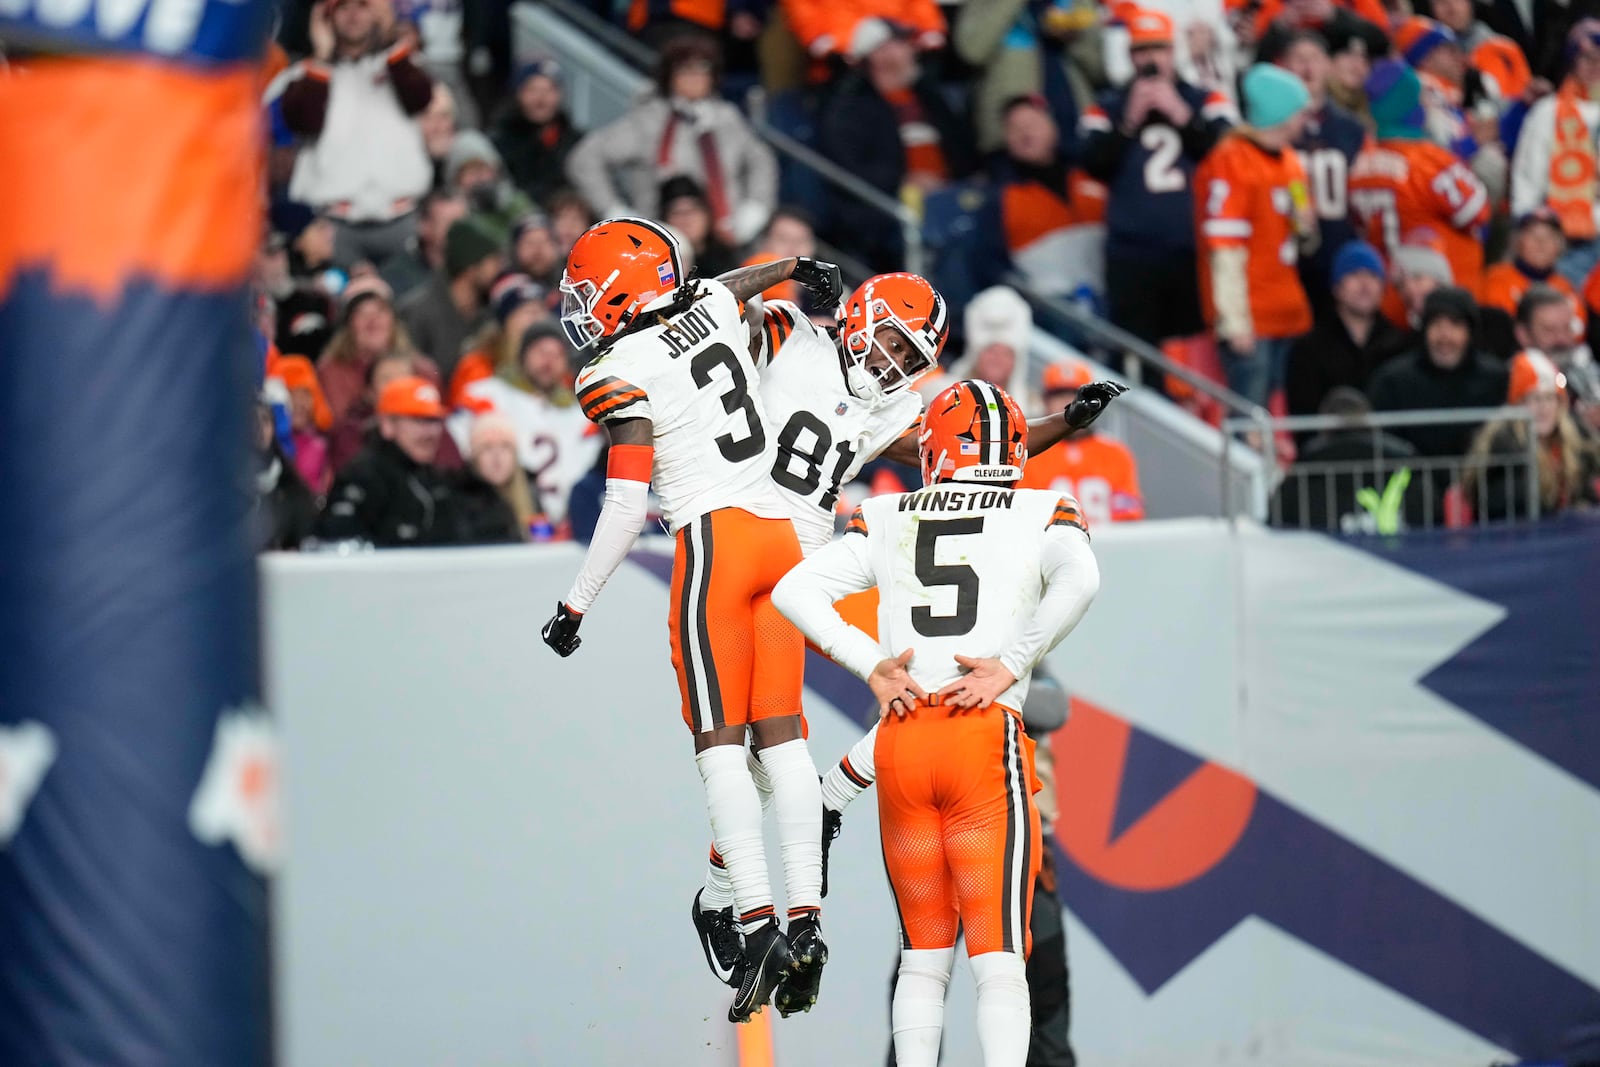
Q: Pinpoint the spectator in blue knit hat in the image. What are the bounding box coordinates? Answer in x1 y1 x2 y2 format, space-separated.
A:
1287 240 1412 423
489 58 583 207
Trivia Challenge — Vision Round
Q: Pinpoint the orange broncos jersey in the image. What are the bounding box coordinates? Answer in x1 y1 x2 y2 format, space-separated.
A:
1195 134 1314 340
1481 263 1587 340
1018 435 1144 524
1349 139 1489 296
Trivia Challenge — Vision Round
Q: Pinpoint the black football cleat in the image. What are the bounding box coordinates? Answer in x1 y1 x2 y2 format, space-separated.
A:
729 920 793 1024
774 915 829 1018
820 805 843 898
692 890 745 989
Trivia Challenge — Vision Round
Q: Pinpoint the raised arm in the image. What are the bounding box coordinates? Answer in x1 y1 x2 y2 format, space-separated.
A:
716 257 842 308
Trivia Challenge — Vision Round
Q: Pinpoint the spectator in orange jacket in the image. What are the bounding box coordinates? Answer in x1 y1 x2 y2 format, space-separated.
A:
1350 61 1490 298
1196 63 1318 406
1020 361 1144 524
1481 208 1588 342
782 0 945 61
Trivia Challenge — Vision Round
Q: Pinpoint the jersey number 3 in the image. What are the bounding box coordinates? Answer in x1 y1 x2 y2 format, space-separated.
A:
692 343 766 462
912 517 983 637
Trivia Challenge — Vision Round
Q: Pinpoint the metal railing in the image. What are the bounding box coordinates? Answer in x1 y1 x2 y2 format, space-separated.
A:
1222 407 1540 532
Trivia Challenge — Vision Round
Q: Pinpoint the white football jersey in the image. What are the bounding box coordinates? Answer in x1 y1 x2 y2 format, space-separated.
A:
795 486 1092 712
450 377 602 525
756 301 923 554
574 279 788 533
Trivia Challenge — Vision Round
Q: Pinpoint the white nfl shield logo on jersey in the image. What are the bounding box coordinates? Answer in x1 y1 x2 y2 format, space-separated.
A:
836 401 848 415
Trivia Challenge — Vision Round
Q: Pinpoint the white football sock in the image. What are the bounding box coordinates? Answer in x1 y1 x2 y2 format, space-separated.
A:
699 750 770 913
695 744 773 933
819 721 879 814
892 947 954 1067
757 738 823 918
971 950 1031 1066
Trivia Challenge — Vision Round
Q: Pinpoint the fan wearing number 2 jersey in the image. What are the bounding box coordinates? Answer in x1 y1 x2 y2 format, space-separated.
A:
773 379 1100 1067
1350 61 1490 298
1079 8 1235 347
538 216 847 1025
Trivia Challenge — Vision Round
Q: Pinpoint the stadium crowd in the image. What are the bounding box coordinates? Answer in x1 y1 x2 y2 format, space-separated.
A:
242 0 1600 549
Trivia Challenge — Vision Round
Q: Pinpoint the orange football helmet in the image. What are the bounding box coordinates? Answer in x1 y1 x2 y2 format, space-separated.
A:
919 379 1029 486
838 273 948 405
559 217 687 349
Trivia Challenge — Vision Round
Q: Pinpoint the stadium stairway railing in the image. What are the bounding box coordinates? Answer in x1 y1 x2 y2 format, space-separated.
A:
509 0 1271 519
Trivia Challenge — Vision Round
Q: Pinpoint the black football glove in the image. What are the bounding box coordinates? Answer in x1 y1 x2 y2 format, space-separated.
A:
541 601 583 657
791 257 843 310
1063 380 1129 432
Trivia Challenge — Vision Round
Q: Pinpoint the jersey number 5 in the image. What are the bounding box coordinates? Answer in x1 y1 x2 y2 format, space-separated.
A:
692 343 766 462
912 517 983 637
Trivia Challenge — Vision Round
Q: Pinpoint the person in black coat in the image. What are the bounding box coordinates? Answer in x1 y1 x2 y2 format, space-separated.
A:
317 376 471 547
255 393 319 551
489 59 584 207
817 22 977 271
444 470 522 545
1367 286 1511 458
1287 241 1411 425
1274 387 1422 531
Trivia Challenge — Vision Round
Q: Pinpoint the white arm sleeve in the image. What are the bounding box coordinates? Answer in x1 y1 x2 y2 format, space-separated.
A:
1509 100 1553 219
771 535 885 682
998 527 1100 683
564 478 649 614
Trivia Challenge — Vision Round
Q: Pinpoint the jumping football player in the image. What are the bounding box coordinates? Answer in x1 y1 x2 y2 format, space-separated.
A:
539 217 842 1023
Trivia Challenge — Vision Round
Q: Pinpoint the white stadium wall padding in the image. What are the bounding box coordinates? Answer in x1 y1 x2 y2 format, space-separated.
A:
264 519 1600 1067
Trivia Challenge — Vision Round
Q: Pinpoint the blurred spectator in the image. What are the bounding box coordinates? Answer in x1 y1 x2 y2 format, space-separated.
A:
1430 0 1534 105
784 0 947 62
382 188 468 300
1322 16 1390 124
273 355 335 494
447 272 551 407
401 0 476 132
739 207 819 309
1279 30 1369 317
1196 64 1317 406
1287 241 1411 417
1394 16 1511 200
318 275 439 425
261 205 340 358
1255 0 1391 67
1510 19 1600 289
317 376 471 546
985 94 1108 302
466 412 537 538
1351 61 1489 299
1510 286 1600 406
444 130 535 240
1019 361 1144 523
279 0 434 270
453 323 601 527
1475 0 1593 82
818 18 977 268
546 190 596 260
330 351 418 470
489 58 582 206
920 285 1038 408
1386 227 1455 328
1463 350 1600 518
1080 8 1235 350
511 212 563 288
954 0 1105 154
566 34 778 247
1272 386 1418 530
418 81 458 191
627 0 767 48
1481 208 1589 336
255 381 319 551
660 175 740 276
1367 285 1510 457
397 215 504 381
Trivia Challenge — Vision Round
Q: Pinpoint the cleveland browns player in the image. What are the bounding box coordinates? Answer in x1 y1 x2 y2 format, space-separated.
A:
772 380 1101 1066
